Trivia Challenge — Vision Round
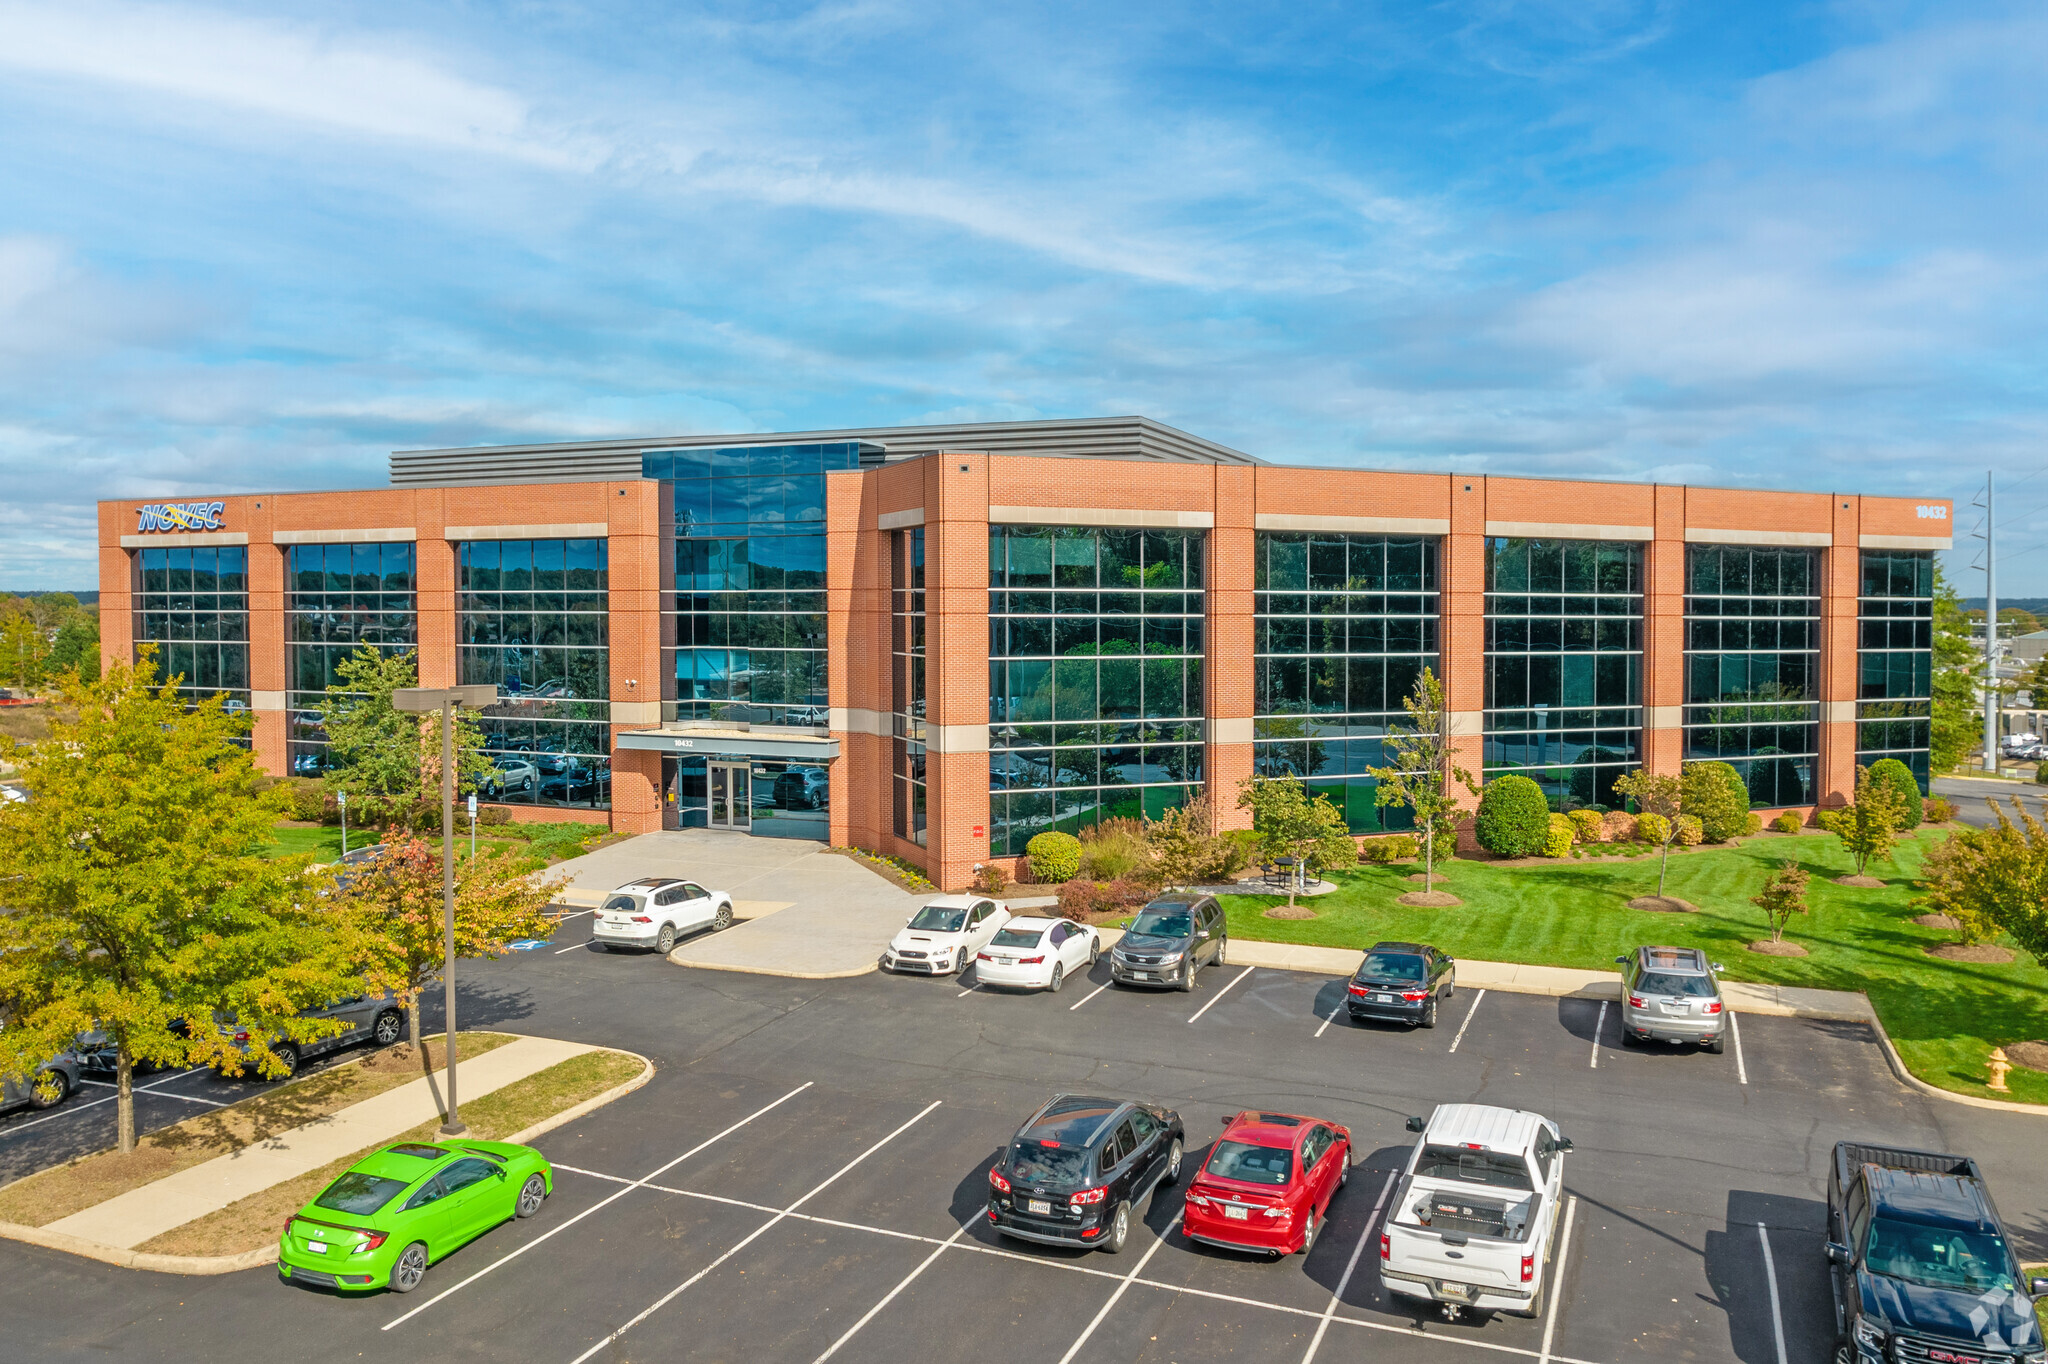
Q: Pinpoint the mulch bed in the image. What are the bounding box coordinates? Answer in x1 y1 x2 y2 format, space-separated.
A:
1629 896 1699 913
1748 939 1809 957
1404 872 1450 884
2005 1040 2048 1073
1262 905 1318 920
1396 891 1463 908
1925 943 2015 963
1834 875 1887 888
1913 913 1962 930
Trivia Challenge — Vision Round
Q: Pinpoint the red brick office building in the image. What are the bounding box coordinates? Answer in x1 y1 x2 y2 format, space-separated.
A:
98 418 1952 890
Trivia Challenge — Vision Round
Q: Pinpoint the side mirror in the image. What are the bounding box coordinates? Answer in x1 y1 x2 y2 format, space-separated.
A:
1405 1115 1428 1133
1555 1137 1574 1153
2030 1276 2048 1296
1711 962 1726 973
1826 1242 1851 1266
1614 955 1630 966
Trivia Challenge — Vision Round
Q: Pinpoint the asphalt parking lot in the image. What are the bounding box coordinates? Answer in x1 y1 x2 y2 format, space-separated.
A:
4 917 2043 1364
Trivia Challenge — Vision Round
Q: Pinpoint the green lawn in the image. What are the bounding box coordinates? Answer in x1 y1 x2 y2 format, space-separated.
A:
1221 830 2048 1107
259 821 607 866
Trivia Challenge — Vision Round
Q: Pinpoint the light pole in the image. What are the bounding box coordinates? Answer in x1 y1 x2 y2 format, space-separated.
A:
391 684 497 1136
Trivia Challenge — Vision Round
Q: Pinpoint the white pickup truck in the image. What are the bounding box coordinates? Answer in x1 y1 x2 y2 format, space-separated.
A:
1380 1103 1573 1320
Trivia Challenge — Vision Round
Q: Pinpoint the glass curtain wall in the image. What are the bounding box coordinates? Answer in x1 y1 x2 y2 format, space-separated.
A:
285 543 417 775
891 528 927 846
1856 550 1934 789
1252 533 1438 832
456 538 611 809
1683 544 1821 807
132 545 249 710
652 443 861 727
987 526 1205 856
1483 538 1643 810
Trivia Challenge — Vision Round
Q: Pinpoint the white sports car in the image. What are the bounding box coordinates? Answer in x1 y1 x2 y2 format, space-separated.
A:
884 895 1011 976
974 916 1101 993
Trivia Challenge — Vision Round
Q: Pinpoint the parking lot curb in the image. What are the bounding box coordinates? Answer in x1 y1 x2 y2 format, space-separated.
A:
0 1220 279 1276
666 953 878 979
1863 1019 2048 1118
500 1049 655 1146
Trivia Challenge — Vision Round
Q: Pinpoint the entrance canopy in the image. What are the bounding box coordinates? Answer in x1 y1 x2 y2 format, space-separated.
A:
617 726 841 761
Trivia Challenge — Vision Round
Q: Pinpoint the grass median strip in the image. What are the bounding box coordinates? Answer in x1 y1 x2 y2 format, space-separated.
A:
136 1048 645 1258
1220 829 2048 1106
0 1033 516 1227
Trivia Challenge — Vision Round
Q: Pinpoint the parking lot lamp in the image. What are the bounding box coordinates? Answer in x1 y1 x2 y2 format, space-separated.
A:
391 684 498 1136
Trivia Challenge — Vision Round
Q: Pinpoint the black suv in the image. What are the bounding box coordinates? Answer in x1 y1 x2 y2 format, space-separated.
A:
988 1094 1186 1253
1346 940 1456 1028
1110 895 1227 991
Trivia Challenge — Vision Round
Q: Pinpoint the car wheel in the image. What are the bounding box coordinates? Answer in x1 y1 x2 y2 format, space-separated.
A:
1163 1138 1183 1184
656 923 678 954
1299 1209 1318 1256
29 1069 70 1109
389 1242 429 1294
956 949 974 976
1178 961 1196 993
591 942 610 953
272 1044 300 1078
1102 1201 1131 1254
1087 937 1099 966
1705 1035 1725 1055
1420 998 1438 1030
516 1173 547 1218
1049 963 1064 993
372 1011 403 1047
713 901 734 931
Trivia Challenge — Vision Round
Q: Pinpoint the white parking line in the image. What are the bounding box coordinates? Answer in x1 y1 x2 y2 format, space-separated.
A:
551 909 594 922
1756 1221 1788 1364
1054 1208 1185 1364
552 935 592 954
0 1067 227 1136
1588 1001 1608 1068
1301 1169 1396 1362
1538 1195 1578 1364
1729 1010 1749 1085
1068 982 1110 1011
1187 965 1255 1023
77 1078 226 1107
1314 1006 1341 1038
568 1100 943 1364
384 1081 814 1331
812 1213 980 1363
1447 988 1487 1053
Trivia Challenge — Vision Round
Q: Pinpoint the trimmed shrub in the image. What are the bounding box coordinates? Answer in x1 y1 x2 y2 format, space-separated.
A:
1866 758 1923 829
1056 876 1152 921
1924 796 1956 823
1771 810 1804 834
1634 812 1671 845
2037 765 2048 787
1360 834 1420 864
1742 812 1763 836
1675 814 1705 846
1566 809 1603 843
478 805 513 827
1681 761 1751 843
284 778 328 823
1542 815 1575 858
1600 810 1638 843
1026 831 1082 884
973 862 1011 896
1474 775 1552 858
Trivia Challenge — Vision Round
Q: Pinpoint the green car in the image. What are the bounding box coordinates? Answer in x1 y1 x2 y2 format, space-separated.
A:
278 1140 553 1293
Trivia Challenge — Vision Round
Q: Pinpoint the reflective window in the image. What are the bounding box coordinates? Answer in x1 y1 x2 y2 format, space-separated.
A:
658 755 830 838
1855 550 1933 790
131 545 250 712
893 528 927 846
1254 533 1439 832
1683 545 1820 807
457 538 610 809
1484 538 1642 811
988 526 1205 856
285 542 417 776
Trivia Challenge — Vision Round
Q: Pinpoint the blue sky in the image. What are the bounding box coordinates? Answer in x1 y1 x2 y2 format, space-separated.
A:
2 0 2045 593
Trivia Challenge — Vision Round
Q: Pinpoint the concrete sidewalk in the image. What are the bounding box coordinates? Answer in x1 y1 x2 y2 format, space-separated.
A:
47 1035 596 1251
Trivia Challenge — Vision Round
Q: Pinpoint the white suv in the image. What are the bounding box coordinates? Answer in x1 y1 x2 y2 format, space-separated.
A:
592 877 735 954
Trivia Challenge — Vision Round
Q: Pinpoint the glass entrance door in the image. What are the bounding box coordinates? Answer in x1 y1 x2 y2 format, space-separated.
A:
709 762 752 830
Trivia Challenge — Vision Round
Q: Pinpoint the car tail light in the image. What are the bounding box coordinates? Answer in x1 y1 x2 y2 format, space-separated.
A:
1187 1192 1209 1207
988 1168 1011 1194
1347 984 1369 996
632 915 652 923
1071 1186 1107 1206
977 952 992 961
1628 995 1646 1008
1521 1253 1535 1283
353 1228 388 1252
234 1030 252 1043
283 1215 300 1238
1380 1232 1390 1260
1703 1001 1723 1015
1400 990 1430 1001
1020 955 1044 965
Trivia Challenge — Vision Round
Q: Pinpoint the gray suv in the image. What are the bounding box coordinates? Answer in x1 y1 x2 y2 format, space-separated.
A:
1615 946 1726 1053
1110 896 1227 991
218 993 407 1077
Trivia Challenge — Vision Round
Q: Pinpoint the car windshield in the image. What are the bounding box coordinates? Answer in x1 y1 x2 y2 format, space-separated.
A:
1009 1141 1093 1185
1128 908 1192 937
908 906 968 932
1866 1218 2017 1293
1412 1144 1534 1190
1205 1140 1295 1186
315 1172 408 1215
1637 971 1716 997
990 926 1044 948
1360 953 1424 981
602 894 643 914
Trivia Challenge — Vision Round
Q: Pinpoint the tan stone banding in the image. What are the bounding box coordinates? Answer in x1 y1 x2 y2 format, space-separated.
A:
1208 717 1254 744
1858 534 1952 551
1646 705 1682 728
271 527 417 545
831 707 891 737
1483 521 1652 542
1684 527 1832 547
877 508 926 530
926 723 989 754
1254 513 1450 536
442 523 610 540
987 506 1214 529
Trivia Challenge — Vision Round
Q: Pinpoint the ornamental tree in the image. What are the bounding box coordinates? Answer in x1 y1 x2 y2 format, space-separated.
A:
1612 769 1684 897
0 654 358 1151
1368 666 1476 888
1818 764 1906 877
320 645 494 826
1911 800 2048 965
1750 860 1811 943
1235 774 1356 905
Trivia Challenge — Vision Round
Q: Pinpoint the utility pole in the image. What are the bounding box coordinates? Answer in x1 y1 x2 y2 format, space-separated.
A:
1982 471 1999 772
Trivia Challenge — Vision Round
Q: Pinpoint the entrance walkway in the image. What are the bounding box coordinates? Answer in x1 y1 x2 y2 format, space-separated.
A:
547 830 925 978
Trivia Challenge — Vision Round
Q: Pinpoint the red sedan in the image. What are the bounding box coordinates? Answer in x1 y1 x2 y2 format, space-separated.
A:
1182 1110 1352 1259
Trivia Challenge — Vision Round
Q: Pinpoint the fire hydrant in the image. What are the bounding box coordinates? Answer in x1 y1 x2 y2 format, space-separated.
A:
1987 1048 2013 1093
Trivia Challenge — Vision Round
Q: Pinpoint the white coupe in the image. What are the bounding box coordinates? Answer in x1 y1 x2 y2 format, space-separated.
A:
884 895 1011 976
974 916 1101 993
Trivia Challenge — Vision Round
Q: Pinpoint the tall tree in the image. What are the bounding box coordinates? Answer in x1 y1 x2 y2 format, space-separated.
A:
1235 775 1355 905
0 612 48 689
1818 764 1907 877
45 611 101 681
1928 564 1978 773
0 654 357 1151
1613 769 1685 896
320 646 493 825
1369 666 1476 887
336 837 558 1053
1912 800 2048 965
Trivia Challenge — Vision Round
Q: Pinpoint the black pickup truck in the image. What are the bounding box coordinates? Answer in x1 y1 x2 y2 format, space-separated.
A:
1827 1141 2047 1364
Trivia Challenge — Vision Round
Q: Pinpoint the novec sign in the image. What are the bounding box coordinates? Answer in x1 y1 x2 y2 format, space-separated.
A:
136 501 226 533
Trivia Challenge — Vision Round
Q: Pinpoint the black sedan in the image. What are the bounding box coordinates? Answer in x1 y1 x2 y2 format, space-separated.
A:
987 1094 1185 1254
1344 940 1456 1028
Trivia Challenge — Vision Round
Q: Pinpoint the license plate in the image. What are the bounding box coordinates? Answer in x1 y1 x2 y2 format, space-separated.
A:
1377 993 1395 1004
1027 1199 1052 1216
1224 1205 1249 1221
304 1241 327 1255
1131 972 1152 980
996 957 1015 965
1439 1281 1472 1301
1660 1003 1685 1015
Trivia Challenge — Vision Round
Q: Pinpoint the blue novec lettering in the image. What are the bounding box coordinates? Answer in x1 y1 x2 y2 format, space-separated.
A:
136 501 226 532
